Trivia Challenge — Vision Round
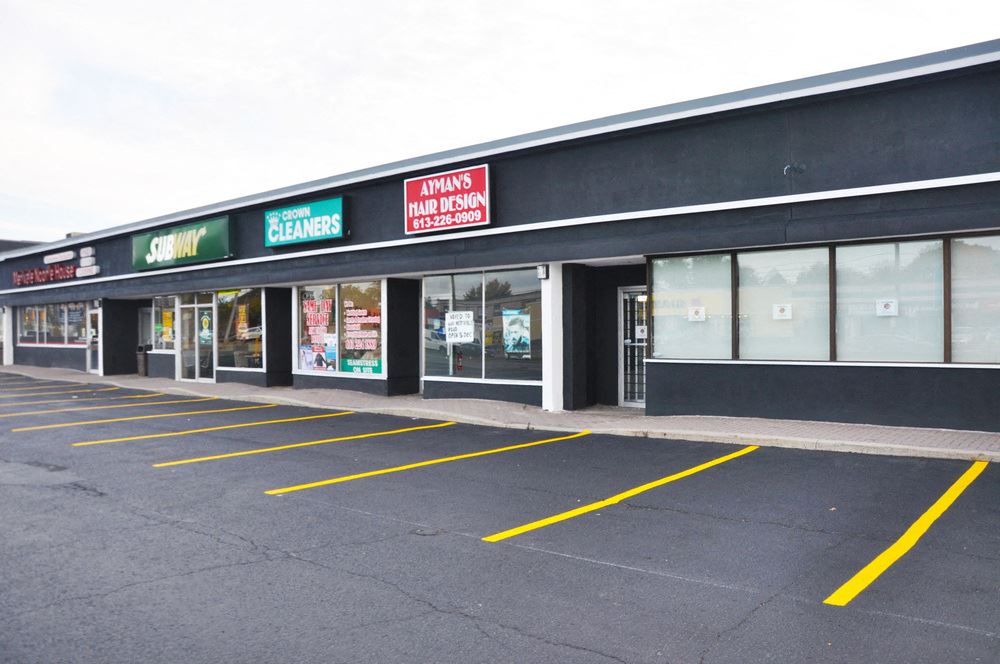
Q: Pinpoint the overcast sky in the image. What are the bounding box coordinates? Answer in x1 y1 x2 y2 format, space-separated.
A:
1 1 997 242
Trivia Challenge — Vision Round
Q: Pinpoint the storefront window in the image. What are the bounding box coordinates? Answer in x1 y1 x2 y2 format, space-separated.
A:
42 304 65 344
152 297 175 350
836 241 944 362
217 289 264 369
423 274 484 378
651 254 732 359
298 285 338 372
18 306 38 344
483 269 542 380
340 281 383 374
738 248 830 360
423 269 542 382
67 303 87 345
952 235 1000 363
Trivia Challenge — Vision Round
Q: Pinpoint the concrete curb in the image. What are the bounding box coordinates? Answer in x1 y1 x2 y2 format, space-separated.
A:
2 367 997 462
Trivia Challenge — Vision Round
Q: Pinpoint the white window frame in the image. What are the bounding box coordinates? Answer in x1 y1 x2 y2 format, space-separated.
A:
290 280 388 381
419 269 545 388
215 288 267 373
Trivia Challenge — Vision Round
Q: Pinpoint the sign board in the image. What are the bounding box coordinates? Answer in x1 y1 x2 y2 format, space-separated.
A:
875 298 899 317
132 217 231 271
44 250 76 264
772 304 793 320
634 324 648 340
404 165 489 235
237 304 249 339
198 311 213 343
12 264 77 287
265 197 344 247
445 311 475 343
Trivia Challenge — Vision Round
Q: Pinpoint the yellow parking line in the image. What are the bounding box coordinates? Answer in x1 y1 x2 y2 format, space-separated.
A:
73 410 354 446
0 386 120 399
0 392 166 408
265 430 591 496
154 421 457 468
483 444 760 543
2 397 218 421
0 381 65 388
823 460 988 607
12 404 276 431
0 381 70 391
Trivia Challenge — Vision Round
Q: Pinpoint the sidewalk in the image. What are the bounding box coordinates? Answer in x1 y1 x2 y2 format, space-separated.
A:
3 364 998 461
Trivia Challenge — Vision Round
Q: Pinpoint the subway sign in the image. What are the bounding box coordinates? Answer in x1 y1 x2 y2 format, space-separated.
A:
265 197 344 247
405 164 489 235
132 217 232 271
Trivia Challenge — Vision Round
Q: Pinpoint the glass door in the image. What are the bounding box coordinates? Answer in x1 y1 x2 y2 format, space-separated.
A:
180 308 197 380
619 287 648 407
86 308 101 374
179 293 215 381
196 305 214 380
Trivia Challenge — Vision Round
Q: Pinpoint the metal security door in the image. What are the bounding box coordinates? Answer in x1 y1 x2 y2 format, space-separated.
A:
619 287 648 407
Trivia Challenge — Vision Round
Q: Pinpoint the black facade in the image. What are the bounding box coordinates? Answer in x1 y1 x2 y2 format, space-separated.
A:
1 41 998 431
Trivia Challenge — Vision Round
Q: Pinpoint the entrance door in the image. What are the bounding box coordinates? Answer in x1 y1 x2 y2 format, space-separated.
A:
619 287 648 407
179 300 215 381
86 308 102 374
196 306 214 380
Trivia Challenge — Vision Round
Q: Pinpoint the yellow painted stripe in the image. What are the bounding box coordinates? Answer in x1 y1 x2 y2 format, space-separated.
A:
823 460 988 607
483 444 759 543
0 381 71 391
2 397 218 421
0 381 66 388
265 430 591 496
12 403 275 431
0 386 120 399
0 392 166 408
73 411 354 446
155 421 457 468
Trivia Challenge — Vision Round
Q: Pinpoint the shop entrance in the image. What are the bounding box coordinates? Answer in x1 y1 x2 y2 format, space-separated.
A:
179 293 215 381
619 286 648 407
86 306 102 375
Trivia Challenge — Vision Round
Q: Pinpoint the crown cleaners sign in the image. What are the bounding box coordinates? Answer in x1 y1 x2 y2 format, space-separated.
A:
265 197 344 247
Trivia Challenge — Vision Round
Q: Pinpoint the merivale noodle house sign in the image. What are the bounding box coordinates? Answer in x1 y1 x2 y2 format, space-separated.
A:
404 164 489 234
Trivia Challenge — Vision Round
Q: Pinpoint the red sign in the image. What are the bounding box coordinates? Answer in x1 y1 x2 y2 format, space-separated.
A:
12 264 77 287
404 164 489 235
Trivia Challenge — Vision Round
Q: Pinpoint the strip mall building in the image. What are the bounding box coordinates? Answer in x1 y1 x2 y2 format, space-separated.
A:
2 41 998 432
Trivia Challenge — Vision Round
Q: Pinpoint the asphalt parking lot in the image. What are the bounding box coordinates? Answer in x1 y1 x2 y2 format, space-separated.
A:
1 374 997 663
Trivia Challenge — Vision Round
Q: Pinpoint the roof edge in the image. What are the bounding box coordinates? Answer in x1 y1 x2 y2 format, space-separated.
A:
3 38 999 262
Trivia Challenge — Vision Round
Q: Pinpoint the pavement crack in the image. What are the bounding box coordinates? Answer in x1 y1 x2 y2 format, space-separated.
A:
290 551 628 663
695 534 851 664
3 556 277 622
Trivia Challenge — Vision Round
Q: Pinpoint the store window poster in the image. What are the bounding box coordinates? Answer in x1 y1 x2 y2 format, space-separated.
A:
502 309 531 358
301 297 337 371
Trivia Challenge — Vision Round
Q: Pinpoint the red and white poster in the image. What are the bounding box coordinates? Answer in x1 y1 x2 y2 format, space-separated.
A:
404 164 489 235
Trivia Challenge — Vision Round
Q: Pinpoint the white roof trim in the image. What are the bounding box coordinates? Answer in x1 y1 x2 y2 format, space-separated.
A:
2 170 998 297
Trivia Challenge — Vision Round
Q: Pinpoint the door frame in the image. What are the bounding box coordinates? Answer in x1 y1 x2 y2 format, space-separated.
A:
86 305 102 375
176 294 217 383
617 285 647 407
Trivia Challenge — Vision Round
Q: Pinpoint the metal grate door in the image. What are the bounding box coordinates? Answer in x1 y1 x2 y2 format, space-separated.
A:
620 288 648 406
